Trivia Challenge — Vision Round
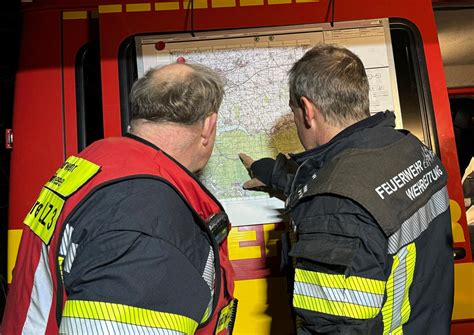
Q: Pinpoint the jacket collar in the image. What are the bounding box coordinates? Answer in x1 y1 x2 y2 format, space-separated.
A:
291 111 396 168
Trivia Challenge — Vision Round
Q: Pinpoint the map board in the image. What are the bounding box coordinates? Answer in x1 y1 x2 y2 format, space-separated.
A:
136 19 401 226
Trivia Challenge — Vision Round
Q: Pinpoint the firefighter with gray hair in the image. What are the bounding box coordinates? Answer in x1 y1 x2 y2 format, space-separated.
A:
3 63 237 335
240 44 453 334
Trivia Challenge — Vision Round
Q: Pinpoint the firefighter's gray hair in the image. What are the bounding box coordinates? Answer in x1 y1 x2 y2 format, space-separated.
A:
130 63 225 125
289 44 370 127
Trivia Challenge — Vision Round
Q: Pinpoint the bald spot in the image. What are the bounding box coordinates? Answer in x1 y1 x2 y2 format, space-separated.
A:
152 63 194 83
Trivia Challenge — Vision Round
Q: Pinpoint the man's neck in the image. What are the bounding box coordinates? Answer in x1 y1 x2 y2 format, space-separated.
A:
130 120 201 172
317 124 342 147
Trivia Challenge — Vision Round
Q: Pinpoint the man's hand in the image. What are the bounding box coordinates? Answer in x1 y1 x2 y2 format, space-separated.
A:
239 152 295 200
238 153 268 190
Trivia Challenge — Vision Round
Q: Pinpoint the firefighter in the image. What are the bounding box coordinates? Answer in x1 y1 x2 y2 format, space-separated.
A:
240 45 454 334
3 63 237 334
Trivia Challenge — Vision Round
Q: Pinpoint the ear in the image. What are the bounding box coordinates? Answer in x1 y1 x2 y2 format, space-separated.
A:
201 112 217 145
300 96 317 128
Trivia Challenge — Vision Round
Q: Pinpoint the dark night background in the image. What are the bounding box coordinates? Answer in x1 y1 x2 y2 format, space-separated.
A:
0 2 21 319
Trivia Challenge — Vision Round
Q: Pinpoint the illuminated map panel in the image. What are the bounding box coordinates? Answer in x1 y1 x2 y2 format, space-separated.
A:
136 19 401 226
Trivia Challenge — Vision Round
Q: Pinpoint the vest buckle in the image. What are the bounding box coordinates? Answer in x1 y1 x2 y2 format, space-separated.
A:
207 212 230 245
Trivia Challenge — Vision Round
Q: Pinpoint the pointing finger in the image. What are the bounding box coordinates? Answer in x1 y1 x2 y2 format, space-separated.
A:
239 153 255 169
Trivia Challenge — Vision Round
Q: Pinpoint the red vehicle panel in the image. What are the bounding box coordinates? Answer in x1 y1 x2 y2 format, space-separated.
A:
6 0 474 333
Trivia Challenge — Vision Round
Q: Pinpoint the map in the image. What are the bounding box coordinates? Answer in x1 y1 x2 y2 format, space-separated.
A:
161 46 307 225
170 47 306 198
137 20 400 225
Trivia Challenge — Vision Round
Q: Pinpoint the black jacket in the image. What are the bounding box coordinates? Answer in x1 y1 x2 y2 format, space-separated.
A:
269 112 453 334
62 179 213 324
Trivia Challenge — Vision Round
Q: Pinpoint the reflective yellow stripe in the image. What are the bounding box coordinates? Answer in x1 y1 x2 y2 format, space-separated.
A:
45 156 100 197
98 4 123 13
294 269 385 319
211 0 235 7
239 0 263 6
293 294 380 319
62 300 198 334
295 268 385 295
183 0 208 8
201 306 210 324
382 255 398 332
268 0 291 4
24 187 65 244
154 2 180 10
382 243 416 334
62 11 88 20
58 256 65 282
126 3 152 11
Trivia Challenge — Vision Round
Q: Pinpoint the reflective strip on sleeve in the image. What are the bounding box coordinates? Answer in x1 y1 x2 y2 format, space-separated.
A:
58 224 78 274
201 246 215 324
293 269 385 319
60 300 198 335
59 224 73 256
201 306 210 324
388 186 449 254
382 243 416 334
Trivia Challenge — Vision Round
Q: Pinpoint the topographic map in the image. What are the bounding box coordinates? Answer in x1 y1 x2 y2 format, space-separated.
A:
169 47 306 202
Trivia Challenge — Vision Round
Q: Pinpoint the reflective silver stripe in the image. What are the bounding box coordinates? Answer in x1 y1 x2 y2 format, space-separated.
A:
59 224 73 255
388 186 449 254
294 281 384 309
59 224 78 273
59 318 185 335
202 246 214 290
391 247 408 328
202 246 215 322
22 244 54 334
63 242 78 273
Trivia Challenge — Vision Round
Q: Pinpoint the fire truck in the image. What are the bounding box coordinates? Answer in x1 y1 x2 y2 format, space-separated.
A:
4 0 474 333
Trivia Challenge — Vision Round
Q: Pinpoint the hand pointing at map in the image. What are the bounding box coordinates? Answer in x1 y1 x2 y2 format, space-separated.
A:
239 153 276 190
239 153 298 197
